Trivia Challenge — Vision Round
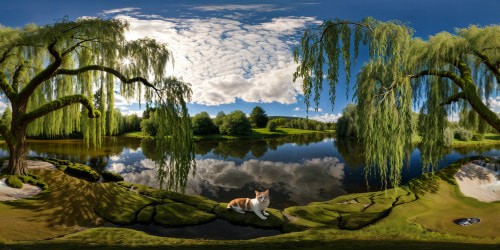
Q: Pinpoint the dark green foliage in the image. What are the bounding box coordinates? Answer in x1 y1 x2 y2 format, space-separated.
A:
123 114 141 133
267 120 277 132
154 203 216 226
219 110 252 135
192 112 218 135
140 112 159 137
101 171 124 182
472 132 484 141
5 175 23 188
250 106 269 128
282 118 327 130
213 111 226 127
336 104 359 137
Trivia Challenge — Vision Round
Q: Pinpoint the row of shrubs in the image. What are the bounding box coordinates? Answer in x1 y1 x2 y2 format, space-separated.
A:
443 127 485 146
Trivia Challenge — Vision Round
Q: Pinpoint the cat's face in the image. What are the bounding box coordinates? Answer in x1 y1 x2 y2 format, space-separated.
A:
255 189 269 202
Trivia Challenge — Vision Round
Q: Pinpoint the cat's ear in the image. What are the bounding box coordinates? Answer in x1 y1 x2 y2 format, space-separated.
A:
255 190 259 196
264 189 269 194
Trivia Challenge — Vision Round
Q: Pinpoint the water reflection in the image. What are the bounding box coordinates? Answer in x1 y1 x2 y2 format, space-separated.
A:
0 133 498 209
119 157 346 209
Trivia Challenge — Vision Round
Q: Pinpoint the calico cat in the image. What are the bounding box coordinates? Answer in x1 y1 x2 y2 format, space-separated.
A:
227 189 270 220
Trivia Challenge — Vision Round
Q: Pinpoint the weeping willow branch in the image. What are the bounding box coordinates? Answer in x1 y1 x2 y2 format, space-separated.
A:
21 94 99 124
471 48 500 80
409 69 465 88
440 92 466 106
19 41 63 102
56 65 161 91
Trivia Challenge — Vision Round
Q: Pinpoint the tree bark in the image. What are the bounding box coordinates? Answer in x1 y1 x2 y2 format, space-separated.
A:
6 126 28 175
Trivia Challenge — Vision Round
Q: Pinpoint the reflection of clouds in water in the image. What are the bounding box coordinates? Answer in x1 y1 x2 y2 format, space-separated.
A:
118 157 346 205
109 155 121 161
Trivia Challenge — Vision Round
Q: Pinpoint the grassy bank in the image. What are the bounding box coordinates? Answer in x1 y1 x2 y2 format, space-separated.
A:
0 157 498 249
411 133 500 147
120 128 333 141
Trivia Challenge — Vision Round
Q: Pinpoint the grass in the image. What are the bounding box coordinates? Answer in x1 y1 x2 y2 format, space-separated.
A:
1 157 499 249
451 133 500 147
119 128 332 141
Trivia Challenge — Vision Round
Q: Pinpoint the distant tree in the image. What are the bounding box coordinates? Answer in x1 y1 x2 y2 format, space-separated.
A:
250 106 268 128
123 114 141 132
192 112 218 135
213 111 226 127
141 110 159 136
336 104 359 137
220 110 252 135
267 120 277 132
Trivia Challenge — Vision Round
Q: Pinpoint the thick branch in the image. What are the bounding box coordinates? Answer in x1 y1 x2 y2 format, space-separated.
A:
19 41 63 103
471 48 500 81
440 92 466 106
20 94 100 125
409 69 465 89
61 38 98 56
12 64 24 92
56 65 160 91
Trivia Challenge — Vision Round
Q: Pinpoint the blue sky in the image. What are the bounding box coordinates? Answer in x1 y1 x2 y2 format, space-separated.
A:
1 0 499 121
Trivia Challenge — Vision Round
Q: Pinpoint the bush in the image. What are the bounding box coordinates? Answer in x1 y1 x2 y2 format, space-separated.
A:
472 133 484 141
38 157 100 182
454 127 473 141
192 112 218 135
219 110 252 135
443 128 454 147
267 120 277 132
250 106 268 128
5 175 23 188
101 171 124 182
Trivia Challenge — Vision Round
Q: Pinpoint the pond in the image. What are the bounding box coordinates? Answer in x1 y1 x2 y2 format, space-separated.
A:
0 134 499 210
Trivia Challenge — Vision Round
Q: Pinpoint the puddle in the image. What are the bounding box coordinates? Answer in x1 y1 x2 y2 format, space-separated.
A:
102 219 281 240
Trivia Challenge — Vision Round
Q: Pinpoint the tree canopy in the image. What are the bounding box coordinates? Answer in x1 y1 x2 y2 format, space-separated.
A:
294 17 499 188
0 18 194 191
250 106 269 128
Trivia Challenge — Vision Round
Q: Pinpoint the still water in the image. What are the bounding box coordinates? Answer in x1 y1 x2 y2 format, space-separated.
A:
1 134 498 209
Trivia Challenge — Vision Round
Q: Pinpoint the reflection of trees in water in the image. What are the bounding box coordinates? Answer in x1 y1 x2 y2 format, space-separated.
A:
334 137 365 170
193 133 333 159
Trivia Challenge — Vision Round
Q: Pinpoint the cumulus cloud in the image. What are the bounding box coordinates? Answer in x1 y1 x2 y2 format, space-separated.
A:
118 15 318 105
308 107 323 112
310 113 342 123
192 4 290 12
294 107 301 111
488 96 500 113
119 157 346 206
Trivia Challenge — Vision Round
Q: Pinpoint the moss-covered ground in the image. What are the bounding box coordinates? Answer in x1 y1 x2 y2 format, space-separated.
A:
0 157 499 249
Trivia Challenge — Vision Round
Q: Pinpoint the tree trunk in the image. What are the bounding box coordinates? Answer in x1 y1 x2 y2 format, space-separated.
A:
463 82 500 133
6 125 29 175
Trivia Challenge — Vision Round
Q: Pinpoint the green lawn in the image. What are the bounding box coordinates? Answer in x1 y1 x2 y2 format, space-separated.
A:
411 133 500 147
119 128 332 141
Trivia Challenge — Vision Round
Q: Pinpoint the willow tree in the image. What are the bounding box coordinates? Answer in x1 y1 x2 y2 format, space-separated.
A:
0 18 194 190
294 17 499 188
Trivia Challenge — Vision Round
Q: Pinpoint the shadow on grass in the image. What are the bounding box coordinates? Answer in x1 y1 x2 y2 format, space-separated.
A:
3 239 500 250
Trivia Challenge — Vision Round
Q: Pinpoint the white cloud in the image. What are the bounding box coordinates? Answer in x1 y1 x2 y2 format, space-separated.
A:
120 157 346 205
192 4 290 12
310 113 342 123
294 107 301 111
308 107 323 112
101 7 140 15
488 96 500 113
118 15 318 105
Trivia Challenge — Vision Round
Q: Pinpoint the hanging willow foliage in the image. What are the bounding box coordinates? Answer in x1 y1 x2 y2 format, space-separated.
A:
0 18 195 191
294 17 499 188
